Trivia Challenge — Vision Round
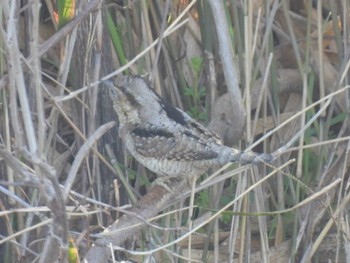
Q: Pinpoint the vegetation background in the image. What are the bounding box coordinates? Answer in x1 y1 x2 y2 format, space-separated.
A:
0 0 349 262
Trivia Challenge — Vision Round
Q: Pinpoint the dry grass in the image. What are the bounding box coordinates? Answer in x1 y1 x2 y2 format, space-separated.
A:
0 0 350 262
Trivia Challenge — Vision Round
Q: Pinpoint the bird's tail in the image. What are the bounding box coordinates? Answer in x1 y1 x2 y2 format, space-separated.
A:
230 149 274 165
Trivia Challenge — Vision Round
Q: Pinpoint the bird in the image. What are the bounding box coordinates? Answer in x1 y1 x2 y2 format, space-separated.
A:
103 75 274 179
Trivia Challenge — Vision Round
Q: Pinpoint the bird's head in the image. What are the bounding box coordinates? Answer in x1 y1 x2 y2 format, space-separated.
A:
103 75 163 125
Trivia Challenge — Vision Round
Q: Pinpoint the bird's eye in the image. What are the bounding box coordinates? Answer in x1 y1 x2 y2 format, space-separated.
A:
117 85 140 106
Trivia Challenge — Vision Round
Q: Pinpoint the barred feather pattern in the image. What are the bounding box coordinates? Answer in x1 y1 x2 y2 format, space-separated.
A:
104 75 273 178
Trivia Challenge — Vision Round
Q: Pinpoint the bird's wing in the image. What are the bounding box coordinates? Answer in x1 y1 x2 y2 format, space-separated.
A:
180 110 224 144
158 98 223 144
131 125 219 161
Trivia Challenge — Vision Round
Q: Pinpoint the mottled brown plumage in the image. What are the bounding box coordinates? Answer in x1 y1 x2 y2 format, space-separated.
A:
104 75 273 178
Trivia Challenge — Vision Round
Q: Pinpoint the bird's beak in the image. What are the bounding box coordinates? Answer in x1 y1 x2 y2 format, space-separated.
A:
101 79 113 87
101 79 121 102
